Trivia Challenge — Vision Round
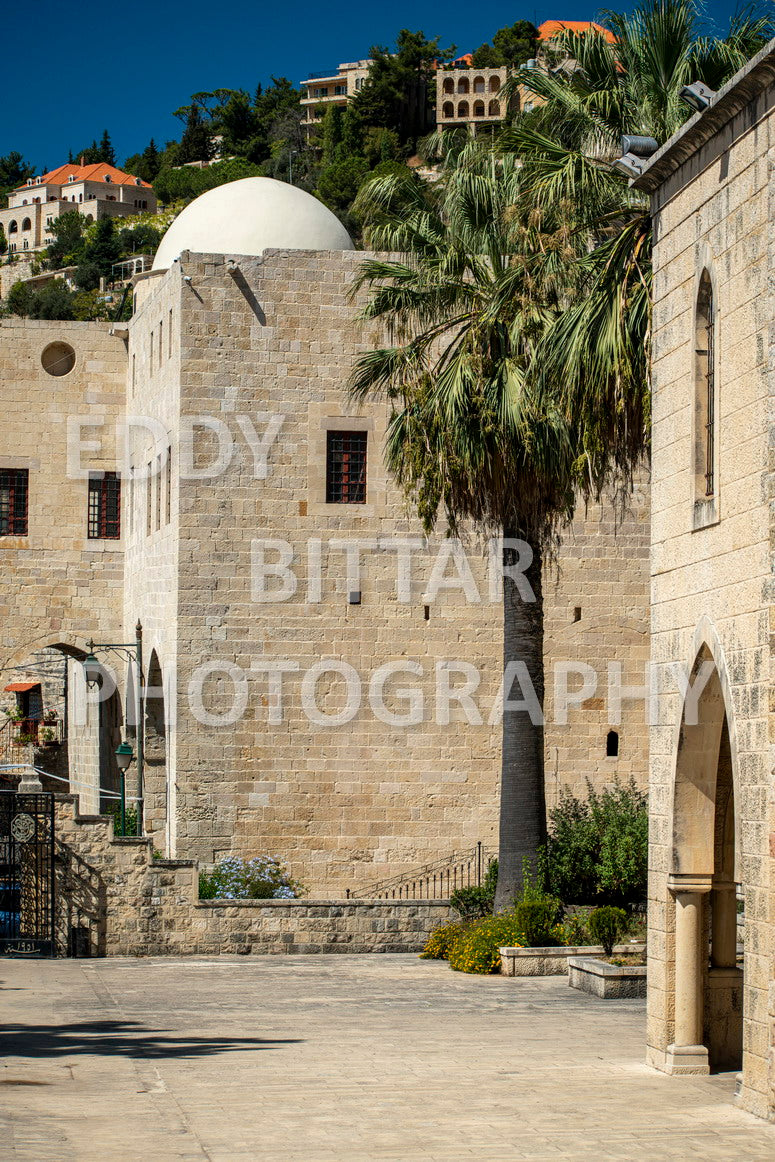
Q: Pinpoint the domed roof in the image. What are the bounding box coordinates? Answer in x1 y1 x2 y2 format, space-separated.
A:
152 177 354 269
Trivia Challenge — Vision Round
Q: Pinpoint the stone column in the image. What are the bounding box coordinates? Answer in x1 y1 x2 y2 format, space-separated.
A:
666 873 712 1074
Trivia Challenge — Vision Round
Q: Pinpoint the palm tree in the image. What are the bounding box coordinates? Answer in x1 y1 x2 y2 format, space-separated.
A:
349 1 771 908
500 0 773 492
349 148 580 907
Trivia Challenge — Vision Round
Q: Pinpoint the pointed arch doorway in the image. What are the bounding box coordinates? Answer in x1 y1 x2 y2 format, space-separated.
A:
667 646 742 1074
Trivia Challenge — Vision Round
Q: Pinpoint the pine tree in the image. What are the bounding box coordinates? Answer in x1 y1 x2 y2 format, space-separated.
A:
178 106 213 164
99 130 116 166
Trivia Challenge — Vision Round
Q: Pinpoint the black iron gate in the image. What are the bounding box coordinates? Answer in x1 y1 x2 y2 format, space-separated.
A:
0 791 56 956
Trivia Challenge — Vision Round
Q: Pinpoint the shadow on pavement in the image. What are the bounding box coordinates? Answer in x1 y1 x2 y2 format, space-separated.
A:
3 1020 302 1059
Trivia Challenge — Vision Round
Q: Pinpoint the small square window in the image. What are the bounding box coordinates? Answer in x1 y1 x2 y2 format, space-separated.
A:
326 431 367 504
0 468 29 535
88 472 121 539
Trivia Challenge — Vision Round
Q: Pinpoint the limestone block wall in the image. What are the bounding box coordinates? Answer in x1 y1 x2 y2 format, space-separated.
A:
0 320 126 805
165 249 504 891
121 249 650 896
0 319 126 658
54 797 451 956
124 269 182 852
542 473 650 808
644 72 773 1117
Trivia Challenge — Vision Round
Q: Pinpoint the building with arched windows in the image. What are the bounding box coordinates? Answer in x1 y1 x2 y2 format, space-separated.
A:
0 162 156 257
633 39 775 1120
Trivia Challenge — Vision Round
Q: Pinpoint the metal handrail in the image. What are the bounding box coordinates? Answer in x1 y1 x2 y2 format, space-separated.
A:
346 842 495 900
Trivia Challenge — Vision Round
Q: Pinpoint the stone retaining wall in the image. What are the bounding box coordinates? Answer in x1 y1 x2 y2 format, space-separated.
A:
500 943 646 977
54 796 450 957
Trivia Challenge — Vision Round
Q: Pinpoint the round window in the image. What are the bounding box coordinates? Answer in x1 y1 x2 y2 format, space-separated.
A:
41 341 76 377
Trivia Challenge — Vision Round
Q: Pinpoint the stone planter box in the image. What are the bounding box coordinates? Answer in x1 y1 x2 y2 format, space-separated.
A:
500 943 644 977
568 955 646 999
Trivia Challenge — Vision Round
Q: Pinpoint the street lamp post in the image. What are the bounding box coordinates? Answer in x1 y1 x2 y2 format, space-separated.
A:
83 620 144 836
114 741 134 835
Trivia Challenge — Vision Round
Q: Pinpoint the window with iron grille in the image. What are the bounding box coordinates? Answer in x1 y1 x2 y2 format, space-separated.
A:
0 468 29 535
88 472 121 539
326 431 367 504
694 272 716 500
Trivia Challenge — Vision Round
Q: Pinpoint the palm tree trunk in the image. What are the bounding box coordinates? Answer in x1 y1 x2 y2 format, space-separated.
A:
494 531 546 911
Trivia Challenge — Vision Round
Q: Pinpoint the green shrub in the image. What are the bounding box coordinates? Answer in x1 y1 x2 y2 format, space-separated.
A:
450 885 491 920
542 779 648 906
513 899 562 947
447 911 525 974
552 908 592 946
450 858 498 921
419 920 466 959
105 804 138 837
588 905 629 955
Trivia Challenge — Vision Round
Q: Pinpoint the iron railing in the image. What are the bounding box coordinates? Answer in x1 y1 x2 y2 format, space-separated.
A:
346 842 494 900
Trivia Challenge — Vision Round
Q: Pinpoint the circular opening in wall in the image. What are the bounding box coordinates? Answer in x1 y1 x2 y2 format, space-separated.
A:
41 341 76 377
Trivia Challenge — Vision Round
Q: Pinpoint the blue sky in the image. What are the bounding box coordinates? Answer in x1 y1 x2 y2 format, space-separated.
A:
3 1 750 171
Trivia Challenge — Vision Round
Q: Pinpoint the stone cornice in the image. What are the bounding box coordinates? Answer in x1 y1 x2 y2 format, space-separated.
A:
632 38 775 194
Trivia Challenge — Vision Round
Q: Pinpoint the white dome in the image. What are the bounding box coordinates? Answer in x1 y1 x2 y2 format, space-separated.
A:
152 177 354 269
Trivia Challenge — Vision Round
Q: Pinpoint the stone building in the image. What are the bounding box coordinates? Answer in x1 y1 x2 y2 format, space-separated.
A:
299 61 372 135
0 162 156 256
633 40 775 1120
0 175 649 896
435 66 519 134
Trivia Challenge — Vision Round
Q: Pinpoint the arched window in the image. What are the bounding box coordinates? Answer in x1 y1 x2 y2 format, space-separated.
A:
443 78 454 94
21 217 31 231
488 100 500 116
606 730 619 758
457 77 469 94
458 101 469 117
695 271 716 499
473 101 485 117
8 220 17 233
489 75 501 92
473 76 485 93
442 101 454 118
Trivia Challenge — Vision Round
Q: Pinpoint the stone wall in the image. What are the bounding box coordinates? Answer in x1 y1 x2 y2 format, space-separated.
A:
55 796 451 957
642 53 774 1119
124 249 650 894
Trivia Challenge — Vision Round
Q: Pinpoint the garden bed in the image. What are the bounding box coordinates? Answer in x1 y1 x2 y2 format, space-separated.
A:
500 942 645 977
567 955 647 998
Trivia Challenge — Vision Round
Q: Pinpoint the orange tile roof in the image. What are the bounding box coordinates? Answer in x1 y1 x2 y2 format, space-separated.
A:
538 19 617 44
18 163 152 190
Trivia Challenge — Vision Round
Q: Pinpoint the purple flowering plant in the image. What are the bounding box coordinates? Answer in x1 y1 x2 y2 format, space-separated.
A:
198 855 306 900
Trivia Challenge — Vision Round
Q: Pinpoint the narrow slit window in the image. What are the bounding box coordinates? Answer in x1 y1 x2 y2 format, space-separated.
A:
695 273 716 499
326 430 367 504
146 462 152 536
155 454 162 530
0 468 29 535
87 472 121 539
606 730 619 758
165 447 172 524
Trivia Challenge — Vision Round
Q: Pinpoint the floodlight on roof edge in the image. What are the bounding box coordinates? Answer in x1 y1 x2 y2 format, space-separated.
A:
679 81 716 112
621 135 659 157
611 152 646 179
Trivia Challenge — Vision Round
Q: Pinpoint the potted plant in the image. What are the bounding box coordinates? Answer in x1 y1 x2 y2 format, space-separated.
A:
15 731 36 747
4 706 23 723
40 727 58 746
43 708 58 724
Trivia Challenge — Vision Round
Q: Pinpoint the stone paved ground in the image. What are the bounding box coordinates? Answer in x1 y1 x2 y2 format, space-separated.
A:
1 954 774 1161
